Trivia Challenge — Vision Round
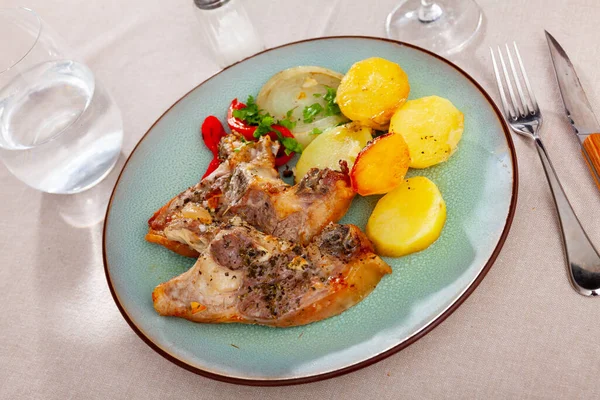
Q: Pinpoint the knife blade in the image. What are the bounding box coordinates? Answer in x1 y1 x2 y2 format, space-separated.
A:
545 30 600 189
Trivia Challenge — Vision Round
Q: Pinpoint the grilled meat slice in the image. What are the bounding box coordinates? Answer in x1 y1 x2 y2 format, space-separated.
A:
152 222 391 327
146 134 355 257
226 162 354 243
146 135 282 256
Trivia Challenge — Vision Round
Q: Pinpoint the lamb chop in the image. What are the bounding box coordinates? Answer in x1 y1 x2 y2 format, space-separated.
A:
146 134 355 257
152 220 391 327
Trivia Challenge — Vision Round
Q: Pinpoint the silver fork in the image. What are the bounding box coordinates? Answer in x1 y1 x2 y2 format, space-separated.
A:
491 43 600 297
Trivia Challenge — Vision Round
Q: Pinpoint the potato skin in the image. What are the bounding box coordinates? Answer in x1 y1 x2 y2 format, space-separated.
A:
389 96 464 169
366 176 446 257
337 57 410 130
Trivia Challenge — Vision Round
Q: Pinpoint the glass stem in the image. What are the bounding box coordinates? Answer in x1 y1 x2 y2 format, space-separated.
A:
418 0 443 23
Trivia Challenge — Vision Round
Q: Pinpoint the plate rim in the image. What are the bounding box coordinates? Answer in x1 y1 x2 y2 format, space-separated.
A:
102 35 518 386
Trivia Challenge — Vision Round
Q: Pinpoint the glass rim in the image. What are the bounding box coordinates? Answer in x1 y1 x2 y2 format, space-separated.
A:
0 7 43 75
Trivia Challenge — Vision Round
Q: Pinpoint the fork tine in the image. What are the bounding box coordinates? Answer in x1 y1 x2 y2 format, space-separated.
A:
490 47 515 120
505 43 530 115
513 42 539 113
497 46 524 117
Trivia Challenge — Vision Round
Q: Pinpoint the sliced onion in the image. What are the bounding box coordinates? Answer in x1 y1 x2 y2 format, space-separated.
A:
256 66 348 147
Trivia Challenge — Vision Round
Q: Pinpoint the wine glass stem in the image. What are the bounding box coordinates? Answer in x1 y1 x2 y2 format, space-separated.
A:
418 0 443 23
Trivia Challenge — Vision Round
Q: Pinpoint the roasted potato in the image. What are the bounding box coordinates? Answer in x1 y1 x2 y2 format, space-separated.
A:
389 96 464 168
294 122 373 182
336 57 410 130
366 176 446 257
350 133 411 196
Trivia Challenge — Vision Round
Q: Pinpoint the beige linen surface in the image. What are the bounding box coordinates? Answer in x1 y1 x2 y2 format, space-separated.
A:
1 0 600 398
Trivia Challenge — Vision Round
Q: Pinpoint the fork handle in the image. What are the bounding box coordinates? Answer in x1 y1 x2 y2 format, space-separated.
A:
534 137 600 296
582 134 600 191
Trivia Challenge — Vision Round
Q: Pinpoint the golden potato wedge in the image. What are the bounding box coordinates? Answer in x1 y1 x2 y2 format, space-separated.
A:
295 122 373 182
389 96 464 169
350 133 410 196
337 57 410 130
366 176 446 257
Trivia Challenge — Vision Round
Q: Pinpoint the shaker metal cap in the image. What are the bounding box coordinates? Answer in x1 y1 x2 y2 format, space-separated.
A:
193 0 231 10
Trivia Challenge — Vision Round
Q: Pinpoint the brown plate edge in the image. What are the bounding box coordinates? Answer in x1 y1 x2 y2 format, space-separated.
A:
102 35 519 387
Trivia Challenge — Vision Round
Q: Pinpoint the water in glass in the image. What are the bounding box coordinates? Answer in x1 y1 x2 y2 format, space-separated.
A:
0 59 123 194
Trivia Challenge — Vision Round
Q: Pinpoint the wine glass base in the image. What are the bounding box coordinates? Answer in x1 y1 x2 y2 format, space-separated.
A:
386 0 482 56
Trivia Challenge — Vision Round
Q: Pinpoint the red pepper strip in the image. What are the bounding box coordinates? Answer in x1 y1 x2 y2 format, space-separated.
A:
202 157 221 179
269 125 295 167
201 115 227 155
227 99 257 141
201 116 227 179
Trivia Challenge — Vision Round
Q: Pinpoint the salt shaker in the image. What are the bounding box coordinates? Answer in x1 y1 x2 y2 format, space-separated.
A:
193 0 265 67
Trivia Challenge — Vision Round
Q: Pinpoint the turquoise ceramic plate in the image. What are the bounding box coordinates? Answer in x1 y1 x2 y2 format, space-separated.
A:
104 37 517 385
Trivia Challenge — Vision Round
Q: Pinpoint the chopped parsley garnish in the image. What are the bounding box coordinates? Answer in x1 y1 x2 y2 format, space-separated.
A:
277 109 297 130
279 135 304 155
234 95 297 137
303 103 323 123
322 86 341 116
310 128 322 135
323 86 336 101
254 114 275 138
277 118 294 130
302 86 341 123
232 96 261 124
233 95 302 154
273 130 303 155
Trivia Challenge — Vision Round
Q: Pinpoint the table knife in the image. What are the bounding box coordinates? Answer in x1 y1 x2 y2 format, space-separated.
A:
546 31 600 189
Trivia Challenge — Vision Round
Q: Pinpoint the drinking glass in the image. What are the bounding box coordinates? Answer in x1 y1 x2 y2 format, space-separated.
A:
0 7 123 194
385 0 482 56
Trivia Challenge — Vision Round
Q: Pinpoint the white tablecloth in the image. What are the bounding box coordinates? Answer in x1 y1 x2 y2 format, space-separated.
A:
2 0 600 398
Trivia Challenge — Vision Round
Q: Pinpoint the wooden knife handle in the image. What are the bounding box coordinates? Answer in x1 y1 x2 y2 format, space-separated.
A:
582 133 600 190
